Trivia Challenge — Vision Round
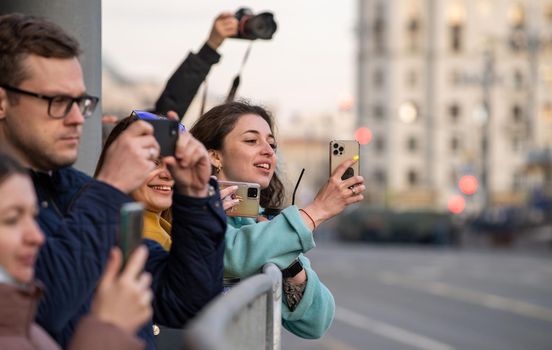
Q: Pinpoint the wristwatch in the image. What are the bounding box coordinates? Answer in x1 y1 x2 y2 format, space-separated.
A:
281 258 303 279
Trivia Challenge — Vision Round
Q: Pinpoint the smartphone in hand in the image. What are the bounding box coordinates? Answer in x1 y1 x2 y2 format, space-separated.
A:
329 140 360 180
218 181 261 217
119 202 144 266
131 110 181 157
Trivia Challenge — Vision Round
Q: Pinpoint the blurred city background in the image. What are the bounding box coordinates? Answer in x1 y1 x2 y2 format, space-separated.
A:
103 1 552 349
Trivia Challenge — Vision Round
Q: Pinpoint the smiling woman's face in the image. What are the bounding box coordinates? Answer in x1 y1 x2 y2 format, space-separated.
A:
214 114 277 189
0 174 44 284
131 160 174 213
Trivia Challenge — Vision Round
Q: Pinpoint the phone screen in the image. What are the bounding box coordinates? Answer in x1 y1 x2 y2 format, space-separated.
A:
219 181 261 217
119 202 144 266
329 140 360 180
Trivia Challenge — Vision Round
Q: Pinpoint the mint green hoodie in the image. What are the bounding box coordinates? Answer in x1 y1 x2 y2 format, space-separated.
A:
225 205 335 339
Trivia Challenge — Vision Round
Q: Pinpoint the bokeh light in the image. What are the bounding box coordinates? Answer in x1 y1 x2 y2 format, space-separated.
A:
355 127 372 145
448 195 466 214
458 175 478 195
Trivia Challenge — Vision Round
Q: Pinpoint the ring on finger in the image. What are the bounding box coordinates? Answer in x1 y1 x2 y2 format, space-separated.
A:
350 186 358 196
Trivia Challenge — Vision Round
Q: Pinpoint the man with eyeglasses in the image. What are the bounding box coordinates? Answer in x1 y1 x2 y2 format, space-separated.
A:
0 13 226 350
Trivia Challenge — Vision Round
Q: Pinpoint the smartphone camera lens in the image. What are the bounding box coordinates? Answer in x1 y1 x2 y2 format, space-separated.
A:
333 149 339 155
247 187 258 198
339 146 344 152
333 143 339 149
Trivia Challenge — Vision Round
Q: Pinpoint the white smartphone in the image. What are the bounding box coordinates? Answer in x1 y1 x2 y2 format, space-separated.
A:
329 140 360 180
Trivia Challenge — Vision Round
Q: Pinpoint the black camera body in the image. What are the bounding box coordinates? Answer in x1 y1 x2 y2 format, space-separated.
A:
234 7 277 40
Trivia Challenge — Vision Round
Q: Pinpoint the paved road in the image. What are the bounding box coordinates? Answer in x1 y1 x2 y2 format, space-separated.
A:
282 242 552 350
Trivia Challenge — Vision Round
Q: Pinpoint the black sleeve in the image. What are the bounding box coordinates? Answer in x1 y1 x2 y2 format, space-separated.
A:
146 179 226 326
154 43 221 118
35 180 130 336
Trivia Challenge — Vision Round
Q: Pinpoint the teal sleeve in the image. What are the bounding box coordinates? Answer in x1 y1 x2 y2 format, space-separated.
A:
224 205 316 278
281 255 335 339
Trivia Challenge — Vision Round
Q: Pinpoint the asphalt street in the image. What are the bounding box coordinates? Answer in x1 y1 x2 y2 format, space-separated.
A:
281 241 552 350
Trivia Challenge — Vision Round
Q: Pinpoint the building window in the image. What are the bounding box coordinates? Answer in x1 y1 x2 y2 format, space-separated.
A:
450 168 458 188
513 70 524 90
374 169 387 185
449 103 461 123
374 104 386 120
407 136 418 152
406 16 421 52
508 4 526 52
448 2 465 53
374 135 385 153
406 70 418 88
374 69 384 87
512 104 523 123
450 136 461 153
374 3 386 53
407 170 419 187
511 136 523 152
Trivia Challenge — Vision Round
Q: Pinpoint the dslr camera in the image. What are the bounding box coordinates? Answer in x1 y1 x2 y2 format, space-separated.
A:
234 7 277 40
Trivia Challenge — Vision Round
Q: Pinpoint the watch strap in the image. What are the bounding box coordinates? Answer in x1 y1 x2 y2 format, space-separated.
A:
281 258 303 279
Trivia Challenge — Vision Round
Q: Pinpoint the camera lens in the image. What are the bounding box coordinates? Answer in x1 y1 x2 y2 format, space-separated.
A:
339 146 344 152
247 187 258 198
333 143 339 149
333 150 339 155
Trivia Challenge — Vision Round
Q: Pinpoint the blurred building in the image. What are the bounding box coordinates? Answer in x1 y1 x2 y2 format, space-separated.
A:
357 0 552 211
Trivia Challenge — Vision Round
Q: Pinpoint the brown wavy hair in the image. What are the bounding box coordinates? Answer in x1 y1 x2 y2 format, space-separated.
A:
190 101 285 209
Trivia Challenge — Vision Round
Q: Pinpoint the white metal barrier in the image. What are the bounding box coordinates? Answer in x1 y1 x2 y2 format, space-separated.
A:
183 263 282 350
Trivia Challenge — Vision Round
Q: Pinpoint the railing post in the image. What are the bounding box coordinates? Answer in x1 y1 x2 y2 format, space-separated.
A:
263 264 282 350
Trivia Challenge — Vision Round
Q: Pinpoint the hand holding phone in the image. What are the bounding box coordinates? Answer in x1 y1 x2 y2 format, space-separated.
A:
218 181 261 217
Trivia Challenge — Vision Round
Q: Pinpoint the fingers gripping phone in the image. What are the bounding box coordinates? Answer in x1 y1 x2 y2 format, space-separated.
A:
119 202 144 266
218 181 261 217
131 110 181 157
330 140 360 180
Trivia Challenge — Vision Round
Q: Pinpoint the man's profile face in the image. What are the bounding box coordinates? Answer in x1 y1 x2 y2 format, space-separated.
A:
1 54 86 171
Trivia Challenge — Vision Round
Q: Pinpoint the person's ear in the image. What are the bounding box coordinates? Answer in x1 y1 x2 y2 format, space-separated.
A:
0 88 8 120
208 149 223 168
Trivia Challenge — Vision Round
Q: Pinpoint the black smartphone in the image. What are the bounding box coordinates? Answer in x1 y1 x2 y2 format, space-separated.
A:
329 140 360 180
131 110 180 157
119 202 144 266
146 119 179 157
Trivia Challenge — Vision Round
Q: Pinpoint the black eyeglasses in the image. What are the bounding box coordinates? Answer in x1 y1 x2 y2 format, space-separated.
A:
1 84 99 119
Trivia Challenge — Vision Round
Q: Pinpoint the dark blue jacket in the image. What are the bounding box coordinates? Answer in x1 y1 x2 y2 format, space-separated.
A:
31 167 225 349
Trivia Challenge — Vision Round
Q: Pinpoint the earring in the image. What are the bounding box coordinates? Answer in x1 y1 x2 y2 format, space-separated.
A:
215 165 222 174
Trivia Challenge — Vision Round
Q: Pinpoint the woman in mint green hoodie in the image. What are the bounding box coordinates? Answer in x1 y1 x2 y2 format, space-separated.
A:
190 101 366 339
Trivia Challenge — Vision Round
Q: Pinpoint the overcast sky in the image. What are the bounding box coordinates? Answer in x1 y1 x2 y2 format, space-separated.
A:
102 0 356 120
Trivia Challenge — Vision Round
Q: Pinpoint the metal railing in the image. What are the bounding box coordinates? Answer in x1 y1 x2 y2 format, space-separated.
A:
183 263 282 350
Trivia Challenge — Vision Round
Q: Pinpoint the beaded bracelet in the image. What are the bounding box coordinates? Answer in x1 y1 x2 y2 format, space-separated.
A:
299 208 316 230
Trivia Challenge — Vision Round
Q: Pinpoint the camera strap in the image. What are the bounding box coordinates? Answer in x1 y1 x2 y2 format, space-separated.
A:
225 41 253 102
199 41 253 119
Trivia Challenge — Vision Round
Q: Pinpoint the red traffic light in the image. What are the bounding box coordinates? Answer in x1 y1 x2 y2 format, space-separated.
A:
458 175 478 195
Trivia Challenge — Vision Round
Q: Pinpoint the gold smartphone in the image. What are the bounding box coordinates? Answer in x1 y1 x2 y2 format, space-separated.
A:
329 140 360 180
218 181 261 217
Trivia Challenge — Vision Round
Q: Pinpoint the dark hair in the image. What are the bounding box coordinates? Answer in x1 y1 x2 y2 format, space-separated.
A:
0 153 27 186
0 13 81 88
190 101 285 209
